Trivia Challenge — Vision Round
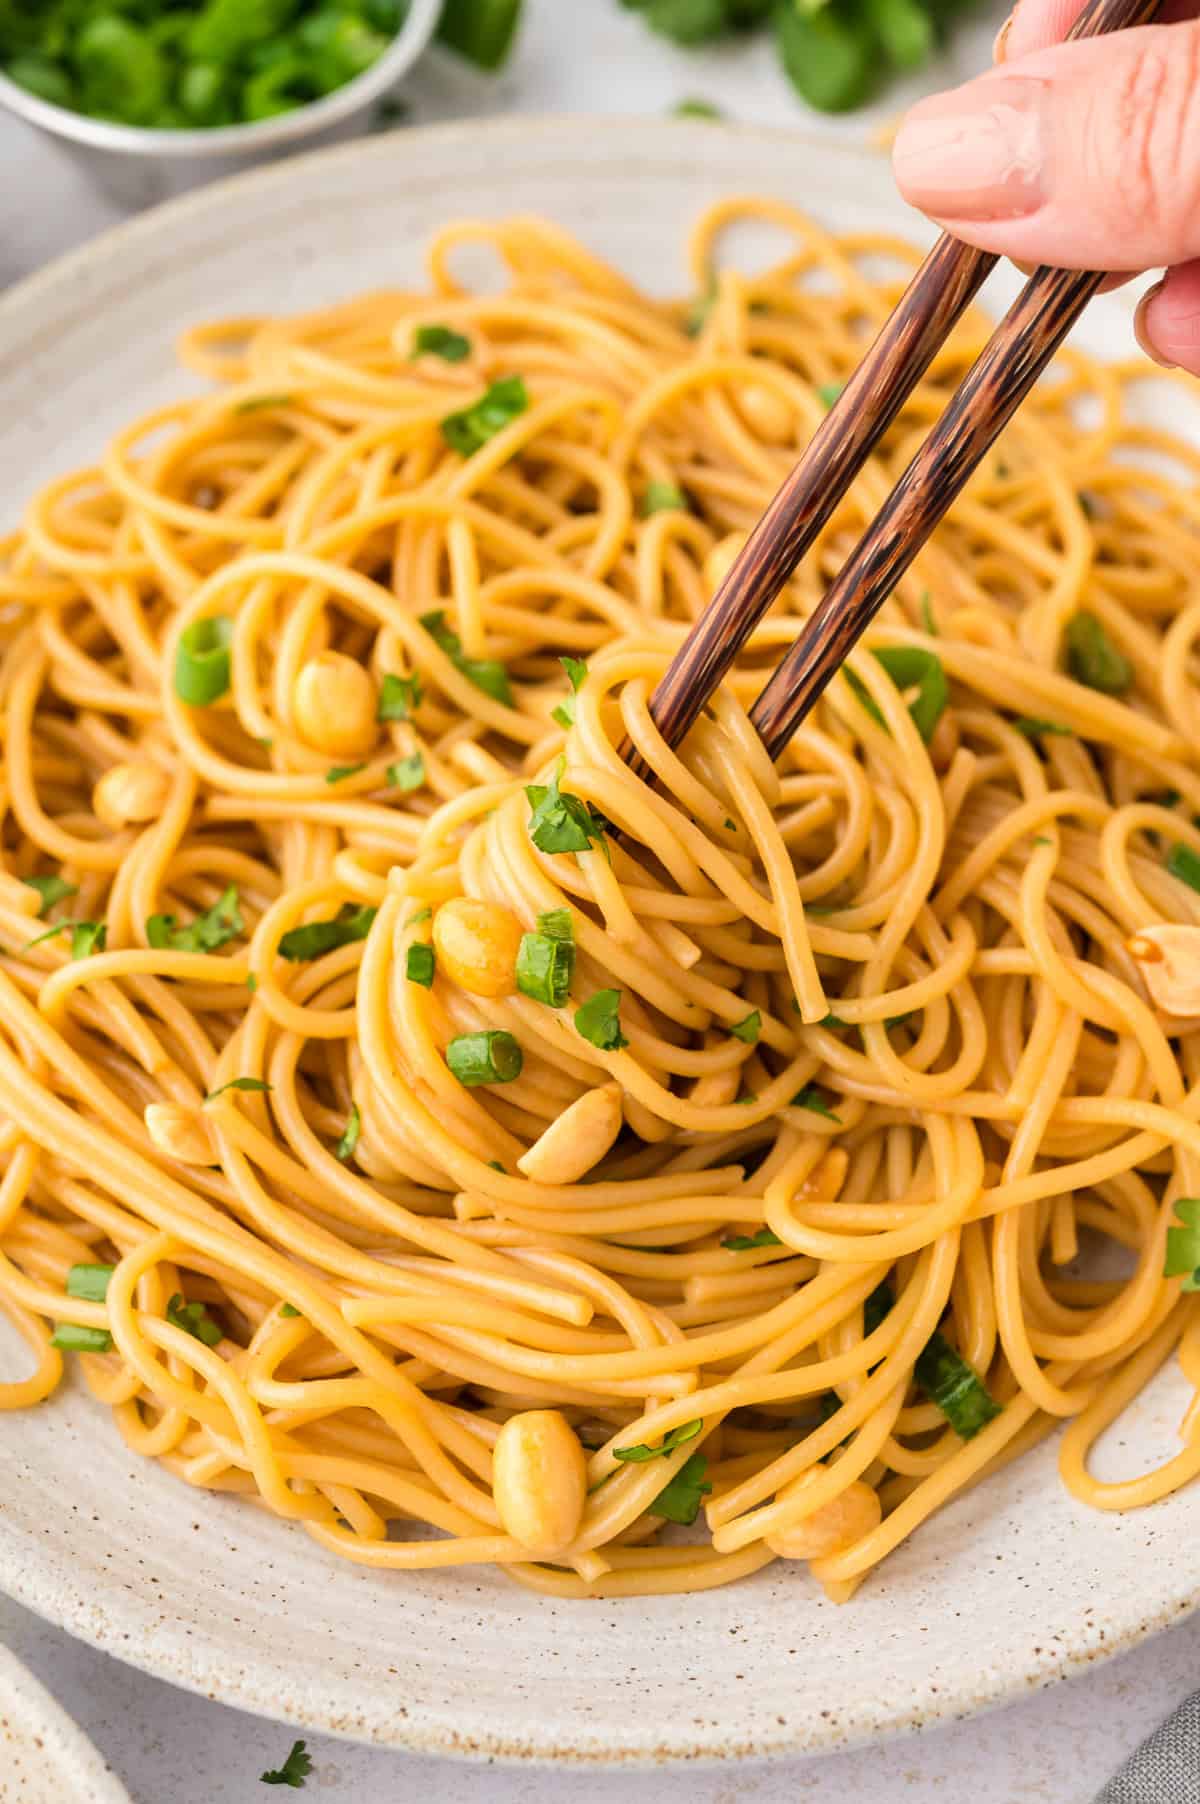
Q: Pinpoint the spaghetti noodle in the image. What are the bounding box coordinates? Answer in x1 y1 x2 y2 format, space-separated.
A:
2 199 1199 1600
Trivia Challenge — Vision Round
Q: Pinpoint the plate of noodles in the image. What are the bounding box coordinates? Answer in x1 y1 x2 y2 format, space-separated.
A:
2 115 1200 1765
0 1640 130 1803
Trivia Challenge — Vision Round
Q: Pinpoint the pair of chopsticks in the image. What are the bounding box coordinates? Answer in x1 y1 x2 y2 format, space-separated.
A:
632 0 1167 773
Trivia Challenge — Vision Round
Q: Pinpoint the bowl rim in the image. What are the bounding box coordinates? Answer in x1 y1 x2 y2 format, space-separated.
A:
0 0 441 158
0 1640 133 1804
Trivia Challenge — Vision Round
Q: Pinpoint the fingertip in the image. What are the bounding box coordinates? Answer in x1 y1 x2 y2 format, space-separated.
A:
1137 265 1200 375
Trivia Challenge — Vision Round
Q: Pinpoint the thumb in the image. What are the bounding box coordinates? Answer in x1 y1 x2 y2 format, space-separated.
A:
892 23 1200 273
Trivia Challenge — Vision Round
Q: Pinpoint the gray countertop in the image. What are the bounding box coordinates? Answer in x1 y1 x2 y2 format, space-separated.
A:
1 5 1194 1798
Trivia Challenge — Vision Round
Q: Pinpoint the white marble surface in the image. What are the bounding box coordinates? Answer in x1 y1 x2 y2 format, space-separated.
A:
1 3 1197 1800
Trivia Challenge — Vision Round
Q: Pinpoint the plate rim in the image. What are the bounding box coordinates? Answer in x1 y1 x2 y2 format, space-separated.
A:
0 112 1190 1768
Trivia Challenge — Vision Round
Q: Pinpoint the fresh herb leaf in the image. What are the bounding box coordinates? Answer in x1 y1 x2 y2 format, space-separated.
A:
260 1738 313 1788
791 1084 841 1122
325 763 366 784
378 672 423 721
817 381 844 409
864 1281 894 1337
650 1451 711 1525
70 921 107 959
684 275 717 337
22 874 78 917
440 375 528 457
729 1010 761 1044
919 592 937 636
406 943 435 987
411 324 471 363
1014 716 1073 739
166 1292 222 1348
1165 1197 1200 1291
614 1418 703 1463
525 760 609 858
66 1263 114 1302
206 1077 271 1100
235 393 293 413
818 1012 849 1029
446 1030 523 1086
279 1303 301 1319
335 1104 361 1163
147 884 243 954
277 905 376 961
552 655 588 727
872 646 948 743
1065 612 1133 695
722 1228 783 1251
389 754 426 792
1167 844 1200 895
640 481 689 516
406 907 432 928
914 1330 1001 1439
574 988 628 1051
420 610 513 707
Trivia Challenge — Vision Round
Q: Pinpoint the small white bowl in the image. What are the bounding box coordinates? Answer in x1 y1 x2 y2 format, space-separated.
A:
0 0 441 209
0 1642 131 1804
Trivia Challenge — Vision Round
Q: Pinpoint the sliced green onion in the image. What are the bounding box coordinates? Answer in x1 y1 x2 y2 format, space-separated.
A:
516 928 574 1007
335 1104 362 1164
66 1262 114 1302
446 1029 523 1086
406 942 435 987
70 922 107 959
411 324 471 363
1065 612 1132 694
51 1322 113 1353
574 988 627 1051
640 481 689 516
1165 1197 1200 1290
440 376 528 457
174 615 233 705
536 908 573 941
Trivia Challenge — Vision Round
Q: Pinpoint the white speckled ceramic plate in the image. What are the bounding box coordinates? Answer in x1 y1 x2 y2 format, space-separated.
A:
0 118 1196 1767
0 1641 130 1803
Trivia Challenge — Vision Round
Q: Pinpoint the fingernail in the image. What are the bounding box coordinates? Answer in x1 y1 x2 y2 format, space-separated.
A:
893 77 1050 222
1134 281 1179 370
993 11 1013 62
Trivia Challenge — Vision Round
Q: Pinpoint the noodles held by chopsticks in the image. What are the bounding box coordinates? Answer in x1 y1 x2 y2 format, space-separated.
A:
2 199 1200 1600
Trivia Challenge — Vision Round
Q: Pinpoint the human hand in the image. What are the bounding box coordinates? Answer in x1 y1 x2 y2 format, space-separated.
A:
891 0 1200 372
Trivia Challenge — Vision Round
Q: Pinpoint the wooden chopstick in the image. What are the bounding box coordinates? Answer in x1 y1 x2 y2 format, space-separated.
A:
634 0 1167 774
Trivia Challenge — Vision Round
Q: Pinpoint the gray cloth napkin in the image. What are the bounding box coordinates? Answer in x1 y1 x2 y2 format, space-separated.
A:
1095 1692 1200 1801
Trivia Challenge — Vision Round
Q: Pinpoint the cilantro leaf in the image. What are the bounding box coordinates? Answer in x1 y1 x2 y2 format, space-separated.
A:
335 1104 361 1163
914 1331 1001 1439
206 1077 271 1100
614 1418 703 1463
1165 1197 1200 1291
791 1085 841 1122
378 672 423 721
440 375 528 457
22 873 78 917
277 905 376 962
261 1739 313 1787
420 610 512 708
411 324 470 363
729 1010 761 1044
722 1228 783 1251
650 1451 711 1525
166 1292 222 1348
526 760 609 859
147 884 243 954
574 988 627 1051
